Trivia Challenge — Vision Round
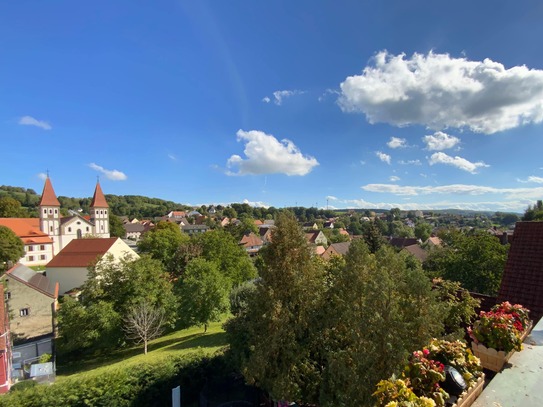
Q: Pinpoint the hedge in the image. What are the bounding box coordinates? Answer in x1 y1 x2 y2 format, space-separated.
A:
1 351 228 407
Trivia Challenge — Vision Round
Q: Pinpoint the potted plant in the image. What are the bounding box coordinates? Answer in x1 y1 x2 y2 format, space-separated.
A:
468 302 531 372
373 377 438 407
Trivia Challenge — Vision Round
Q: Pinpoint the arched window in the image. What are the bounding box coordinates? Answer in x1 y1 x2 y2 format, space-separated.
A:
54 209 58 214
68 227 72 232
43 209 47 214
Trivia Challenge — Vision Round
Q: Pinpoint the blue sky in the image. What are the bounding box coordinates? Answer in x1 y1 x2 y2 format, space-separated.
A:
2 1 543 212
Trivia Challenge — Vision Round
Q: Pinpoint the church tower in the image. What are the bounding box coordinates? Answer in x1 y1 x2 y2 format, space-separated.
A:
90 182 110 238
39 176 61 254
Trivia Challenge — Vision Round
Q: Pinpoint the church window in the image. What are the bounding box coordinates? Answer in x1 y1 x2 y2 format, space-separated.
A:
43 209 46 214
55 209 58 214
105 210 107 214
86 227 89 232
77 229 82 239
68 227 72 232
101 225 104 231
50 226 53 232
49 209 52 214
77 221 81 225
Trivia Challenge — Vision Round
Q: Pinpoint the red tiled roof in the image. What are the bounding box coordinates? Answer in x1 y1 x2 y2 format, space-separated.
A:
90 182 109 208
497 222 543 323
239 233 263 248
38 177 60 207
46 238 118 268
0 218 53 245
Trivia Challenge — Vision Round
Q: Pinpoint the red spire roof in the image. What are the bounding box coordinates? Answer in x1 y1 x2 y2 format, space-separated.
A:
38 177 61 207
90 182 109 208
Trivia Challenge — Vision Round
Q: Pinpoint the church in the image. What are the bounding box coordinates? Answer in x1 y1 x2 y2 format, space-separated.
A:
0 177 110 266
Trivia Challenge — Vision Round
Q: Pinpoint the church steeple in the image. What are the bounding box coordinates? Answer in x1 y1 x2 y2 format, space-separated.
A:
39 176 61 254
39 176 60 207
90 182 109 237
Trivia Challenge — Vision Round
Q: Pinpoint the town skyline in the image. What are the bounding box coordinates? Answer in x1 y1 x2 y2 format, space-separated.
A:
2 1 543 212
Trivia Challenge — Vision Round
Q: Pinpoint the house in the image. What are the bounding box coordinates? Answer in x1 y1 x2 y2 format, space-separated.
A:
188 210 202 218
497 221 543 323
402 244 428 263
305 231 328 246
208 206 217 215
263 219 275 226
45 237 139 295
220 217 230 227
0 286 11 394
388 237 420 249
323 221 334 229
239 233 264 256
2 264 58 342
181 224 209 236
259 225 275 244
425 236 442 248
338 228 350 237
0 177 110 261
166 211 186 220
124 222 153 241
321 241 351 260
314 245 326 256
0 218 54 267
302 222 318 230
254 219 264 226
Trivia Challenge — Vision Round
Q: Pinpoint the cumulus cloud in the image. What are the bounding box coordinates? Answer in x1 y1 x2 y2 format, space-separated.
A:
389 175 401 182
226 129 319 176
338 51 543 134
518 176 543 184
89 163 128 181
263 90 305 105
423 131 460 151
242 198 270 208
429 152 489 173
37 172 48 181
19 115 52 130
387 137 407 149
376 151 391 164
361 183 543 200
399 159 422 166
326 195 338 201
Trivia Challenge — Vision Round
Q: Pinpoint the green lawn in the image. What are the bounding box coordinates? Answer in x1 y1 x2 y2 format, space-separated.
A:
56 319 228 381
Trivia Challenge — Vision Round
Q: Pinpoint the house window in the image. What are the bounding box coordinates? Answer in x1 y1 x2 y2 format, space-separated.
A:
68 227 72 232
28 246 34 252
86 227 89 232
28 256 34 261
40 255 46 260
20 308 30 317
40 245 45 250
5 292 11 301
50 226 53 232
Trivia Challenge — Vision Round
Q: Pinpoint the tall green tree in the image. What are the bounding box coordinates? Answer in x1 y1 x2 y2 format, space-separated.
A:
137 221 189 273
523 199 543 221
109 214 126 238
236 212 326 402
0 225 24 272
414 222 432 241
424 230 508 295
176 258 230 332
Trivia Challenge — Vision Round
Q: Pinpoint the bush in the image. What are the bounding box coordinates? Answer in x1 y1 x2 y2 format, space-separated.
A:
0 352 229 407
9 380 37 393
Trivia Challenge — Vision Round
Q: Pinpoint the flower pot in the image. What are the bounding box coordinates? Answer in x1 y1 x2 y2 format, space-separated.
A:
450 374 485 407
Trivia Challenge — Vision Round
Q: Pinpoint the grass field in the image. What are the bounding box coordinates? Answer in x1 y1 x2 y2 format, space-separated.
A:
56 319 228 381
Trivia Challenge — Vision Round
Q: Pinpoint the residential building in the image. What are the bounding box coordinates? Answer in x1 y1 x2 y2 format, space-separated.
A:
45 237 138 294
0 218 53 267
2 264 58 343
305 231 328 246
321 241 351 260
239 232 264 256
181 224 209 236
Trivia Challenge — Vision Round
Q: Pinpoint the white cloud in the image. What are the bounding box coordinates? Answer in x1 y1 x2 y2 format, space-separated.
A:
168 154 177 161
242 199 269 208
361 183 543 200
518 176 543 184
338 51 543 134
376 151 391 164
263 90 305 105
226 129 319 176
399 159 422 166
37 172 48 181
423 131 460 151
19 115 52 130
88 163 128 181
326 195 338 201
389 175 401 182
318 89 340 102
429 152 489 173
387 137 407 149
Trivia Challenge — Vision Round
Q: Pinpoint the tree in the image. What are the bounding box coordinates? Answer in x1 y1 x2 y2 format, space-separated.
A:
0 196 27 217
523 200 543 221
109 214 126 238
235 212 326 402
364 220 385 253
137 222 189 273
123 300 165 355
176 258 230 332
424 230 508 295
414 222 432 241
0 226 24 272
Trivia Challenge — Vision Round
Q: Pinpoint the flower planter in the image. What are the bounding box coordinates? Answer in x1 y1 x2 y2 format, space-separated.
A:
471 321 533 372
451 374 485 407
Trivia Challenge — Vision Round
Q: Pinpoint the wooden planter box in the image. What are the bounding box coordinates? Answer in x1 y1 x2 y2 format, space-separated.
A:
471 321 533 372
451 374 485 407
